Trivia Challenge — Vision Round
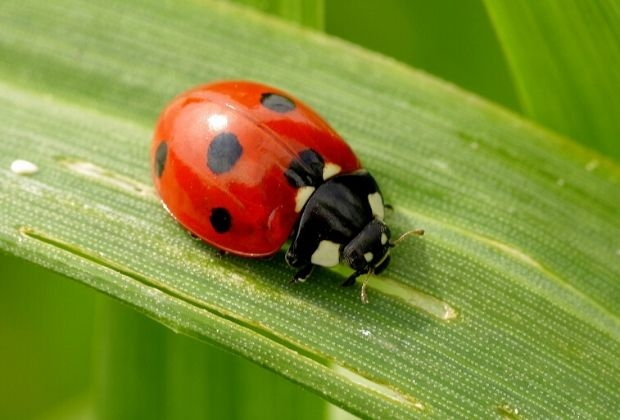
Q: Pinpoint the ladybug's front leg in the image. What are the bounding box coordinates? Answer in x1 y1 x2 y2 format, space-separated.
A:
341 269 366 287
291 264 315 283
285 221 321 283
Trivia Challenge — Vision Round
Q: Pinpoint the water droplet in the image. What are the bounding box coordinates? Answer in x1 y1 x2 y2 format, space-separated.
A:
10 159 38 175
470 142 479 150
556 178 565 187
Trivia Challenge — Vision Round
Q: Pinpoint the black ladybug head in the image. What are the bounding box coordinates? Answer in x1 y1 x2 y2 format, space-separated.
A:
341 219 392 275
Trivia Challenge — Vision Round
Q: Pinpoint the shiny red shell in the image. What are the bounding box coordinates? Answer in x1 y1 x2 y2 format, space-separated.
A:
151 81 361 256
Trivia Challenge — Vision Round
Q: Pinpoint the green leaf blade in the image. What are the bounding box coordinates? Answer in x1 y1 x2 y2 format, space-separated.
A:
2 0 620 418
226 0 325 29
484 0 620 160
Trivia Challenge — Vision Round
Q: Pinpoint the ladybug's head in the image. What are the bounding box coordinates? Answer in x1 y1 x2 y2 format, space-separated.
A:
342 219 392 277
342 220 425 303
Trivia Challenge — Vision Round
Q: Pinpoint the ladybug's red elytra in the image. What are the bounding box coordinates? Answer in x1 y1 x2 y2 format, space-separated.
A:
151 81 422 302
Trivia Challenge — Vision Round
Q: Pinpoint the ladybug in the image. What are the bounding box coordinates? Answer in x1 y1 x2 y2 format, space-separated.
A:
151 81 422 302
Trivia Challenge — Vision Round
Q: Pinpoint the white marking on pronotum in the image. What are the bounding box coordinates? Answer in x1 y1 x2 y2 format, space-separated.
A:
368 192 384 219
364 252 374 263
323 162 341 180
10 159 39 175
381 232 388 245
311 240 341 267
295 186 315 212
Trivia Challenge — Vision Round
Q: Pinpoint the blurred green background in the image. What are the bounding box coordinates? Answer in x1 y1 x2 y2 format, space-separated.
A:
2 0 614 418
326 0 519 110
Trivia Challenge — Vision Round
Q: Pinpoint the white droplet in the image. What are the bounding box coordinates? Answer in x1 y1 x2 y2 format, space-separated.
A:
10 159 39 175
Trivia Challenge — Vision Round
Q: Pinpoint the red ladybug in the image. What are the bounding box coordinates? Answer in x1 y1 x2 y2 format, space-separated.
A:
151 81 419 302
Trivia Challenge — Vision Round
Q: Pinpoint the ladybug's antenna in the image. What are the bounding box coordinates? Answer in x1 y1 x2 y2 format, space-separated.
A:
390 229 425 247
360 274 371 304
360 229 424 304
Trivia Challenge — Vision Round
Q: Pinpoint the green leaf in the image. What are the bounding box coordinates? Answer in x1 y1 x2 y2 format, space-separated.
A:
484 0 620 160
224 0 324 29
1 0 619 418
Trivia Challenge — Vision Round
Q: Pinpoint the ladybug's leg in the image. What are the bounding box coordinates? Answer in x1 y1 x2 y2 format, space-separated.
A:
292 264 315 283
215 249 227 259
341 269 366 287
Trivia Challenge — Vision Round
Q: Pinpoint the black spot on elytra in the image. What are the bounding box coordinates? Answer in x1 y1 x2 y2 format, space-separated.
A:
284 149 325 188
207 132 243 174
261 92 296 113
155 141 168 177
210 207 232 233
